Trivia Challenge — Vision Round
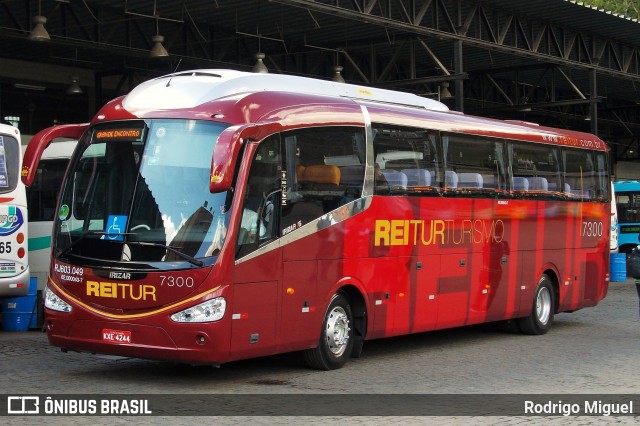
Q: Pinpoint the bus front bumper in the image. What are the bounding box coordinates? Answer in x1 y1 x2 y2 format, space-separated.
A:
44 311 230 365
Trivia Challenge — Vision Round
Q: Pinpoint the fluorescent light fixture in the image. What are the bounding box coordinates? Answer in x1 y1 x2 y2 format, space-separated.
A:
13 83 46 91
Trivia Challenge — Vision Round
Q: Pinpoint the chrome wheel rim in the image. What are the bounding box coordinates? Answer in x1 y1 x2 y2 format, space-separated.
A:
325 306 350 356
536 286 552 325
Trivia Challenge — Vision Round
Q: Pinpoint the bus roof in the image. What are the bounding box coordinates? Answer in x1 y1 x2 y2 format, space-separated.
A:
122 69 449 113
0 123 20 138
101 69 608 152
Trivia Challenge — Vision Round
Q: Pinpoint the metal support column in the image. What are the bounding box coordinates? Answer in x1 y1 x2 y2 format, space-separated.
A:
454 40 463 112
589 68 598 136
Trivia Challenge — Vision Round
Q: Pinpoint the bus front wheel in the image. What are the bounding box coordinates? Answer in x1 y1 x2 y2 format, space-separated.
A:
303 293 354 370
518 274 555 335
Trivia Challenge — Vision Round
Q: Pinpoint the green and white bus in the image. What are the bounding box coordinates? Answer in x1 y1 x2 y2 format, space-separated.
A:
24 139 76 292
0 123 29 297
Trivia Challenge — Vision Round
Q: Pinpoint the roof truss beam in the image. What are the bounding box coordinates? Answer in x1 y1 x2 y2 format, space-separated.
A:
274 0 640 81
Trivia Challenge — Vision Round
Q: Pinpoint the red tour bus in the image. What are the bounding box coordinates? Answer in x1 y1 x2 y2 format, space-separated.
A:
22 70 610 369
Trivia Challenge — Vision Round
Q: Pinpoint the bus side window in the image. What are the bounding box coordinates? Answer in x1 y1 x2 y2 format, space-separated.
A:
280 126 365 233
509 141 561 199
443 133 506 195
26 158 69 222
563 148 606 201
236 135 281 258
372 124 441 194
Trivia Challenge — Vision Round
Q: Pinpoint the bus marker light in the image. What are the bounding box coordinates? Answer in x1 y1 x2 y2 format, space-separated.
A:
231 313 249 320
286 287 295 295
16 233 24 244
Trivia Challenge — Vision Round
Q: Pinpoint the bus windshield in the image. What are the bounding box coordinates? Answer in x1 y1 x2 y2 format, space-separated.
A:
0 132 21 194
616 189 640 226
54 119 231 267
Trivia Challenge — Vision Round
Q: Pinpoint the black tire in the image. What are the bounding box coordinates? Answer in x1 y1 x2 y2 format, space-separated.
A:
517 274 555 335
303 293 354 370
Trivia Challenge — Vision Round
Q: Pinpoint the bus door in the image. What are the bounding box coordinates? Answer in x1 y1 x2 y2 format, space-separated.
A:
277 126 367 350
231 135 282 359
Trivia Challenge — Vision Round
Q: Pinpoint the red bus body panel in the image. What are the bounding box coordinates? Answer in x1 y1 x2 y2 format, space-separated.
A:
38 76 610 365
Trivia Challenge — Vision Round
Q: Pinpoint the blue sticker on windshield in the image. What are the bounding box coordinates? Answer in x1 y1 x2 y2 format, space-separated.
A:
105 215 128 241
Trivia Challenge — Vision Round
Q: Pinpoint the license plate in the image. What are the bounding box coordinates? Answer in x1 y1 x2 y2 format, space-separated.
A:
102 328 132 344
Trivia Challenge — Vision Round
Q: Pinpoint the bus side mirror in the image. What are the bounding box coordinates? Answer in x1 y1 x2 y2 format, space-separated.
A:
210 126 243 193
209 125 260 193
21 123 88 187
209 123 277 193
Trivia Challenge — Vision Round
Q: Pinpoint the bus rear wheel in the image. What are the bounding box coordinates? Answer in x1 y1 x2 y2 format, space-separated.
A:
518 274 555 335
303 293 354 370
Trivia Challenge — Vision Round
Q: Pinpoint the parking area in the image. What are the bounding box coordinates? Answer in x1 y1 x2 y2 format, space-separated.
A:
0 279 638 424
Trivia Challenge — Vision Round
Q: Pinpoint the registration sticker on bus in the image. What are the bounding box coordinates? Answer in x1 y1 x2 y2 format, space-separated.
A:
102 329 132 344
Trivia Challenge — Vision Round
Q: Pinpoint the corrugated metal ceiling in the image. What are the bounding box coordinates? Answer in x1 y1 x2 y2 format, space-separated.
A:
0 0 639 152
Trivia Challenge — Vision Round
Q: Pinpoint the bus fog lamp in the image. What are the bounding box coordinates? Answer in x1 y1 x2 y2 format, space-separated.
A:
170 297 226 323
44 286 72 313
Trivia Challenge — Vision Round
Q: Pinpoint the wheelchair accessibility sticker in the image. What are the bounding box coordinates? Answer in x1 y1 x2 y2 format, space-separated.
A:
105 215 128 241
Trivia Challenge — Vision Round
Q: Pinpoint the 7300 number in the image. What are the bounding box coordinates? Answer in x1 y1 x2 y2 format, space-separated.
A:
159 275 194 288
582 221 603 237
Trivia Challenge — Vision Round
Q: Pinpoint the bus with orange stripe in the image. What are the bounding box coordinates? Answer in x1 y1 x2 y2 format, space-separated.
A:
22 70 610 369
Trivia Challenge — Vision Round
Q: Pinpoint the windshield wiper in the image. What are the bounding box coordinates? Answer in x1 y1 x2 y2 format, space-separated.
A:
124 241 205 267
57 232 204 267
56 230 109 258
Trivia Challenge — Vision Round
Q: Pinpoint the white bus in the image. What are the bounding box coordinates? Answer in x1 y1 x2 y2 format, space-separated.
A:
24 140 76 292
610 182 619 252
0 123 29 297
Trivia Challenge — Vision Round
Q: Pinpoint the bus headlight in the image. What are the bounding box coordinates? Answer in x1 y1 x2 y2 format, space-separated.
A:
44 286 72 313
170 297 226 323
